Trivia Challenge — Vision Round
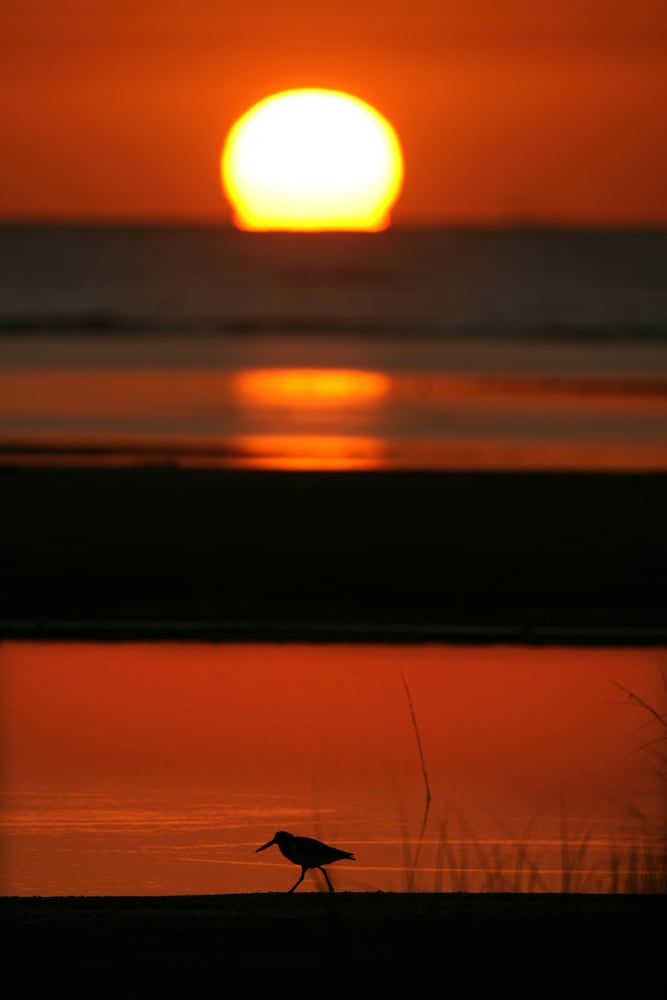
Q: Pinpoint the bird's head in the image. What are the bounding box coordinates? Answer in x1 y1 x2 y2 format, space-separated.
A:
256 830 293 852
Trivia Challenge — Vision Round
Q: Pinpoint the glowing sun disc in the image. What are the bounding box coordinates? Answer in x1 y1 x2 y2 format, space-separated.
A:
221 89 404 231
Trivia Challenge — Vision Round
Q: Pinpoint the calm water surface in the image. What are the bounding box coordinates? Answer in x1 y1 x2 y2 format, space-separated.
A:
2 342 666 470
1 642 665 895
1 226 666 471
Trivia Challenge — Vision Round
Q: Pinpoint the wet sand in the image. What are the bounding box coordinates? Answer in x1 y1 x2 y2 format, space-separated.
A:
1 467 666 641
2 893 664 994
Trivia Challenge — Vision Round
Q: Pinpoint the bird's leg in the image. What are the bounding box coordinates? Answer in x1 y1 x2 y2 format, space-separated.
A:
319 867 335 893
287 867 306 893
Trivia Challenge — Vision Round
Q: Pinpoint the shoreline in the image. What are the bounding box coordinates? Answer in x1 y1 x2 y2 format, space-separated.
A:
4 617 667 645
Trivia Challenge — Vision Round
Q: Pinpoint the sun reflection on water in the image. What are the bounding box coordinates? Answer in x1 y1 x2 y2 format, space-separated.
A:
233 368 390 407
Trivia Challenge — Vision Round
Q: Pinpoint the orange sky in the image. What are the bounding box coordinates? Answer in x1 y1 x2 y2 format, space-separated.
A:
2 1 666 225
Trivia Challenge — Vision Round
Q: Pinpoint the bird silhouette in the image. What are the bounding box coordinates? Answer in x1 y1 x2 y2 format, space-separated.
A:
256 830 356 893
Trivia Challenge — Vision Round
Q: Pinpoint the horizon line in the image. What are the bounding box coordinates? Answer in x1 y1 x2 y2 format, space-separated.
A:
1 217 666 232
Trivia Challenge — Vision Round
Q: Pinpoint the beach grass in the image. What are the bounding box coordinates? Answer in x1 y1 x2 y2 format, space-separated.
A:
392 664 667 896
385 805 665 895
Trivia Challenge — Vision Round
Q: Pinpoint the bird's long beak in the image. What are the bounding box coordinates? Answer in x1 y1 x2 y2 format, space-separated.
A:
256 837 276 853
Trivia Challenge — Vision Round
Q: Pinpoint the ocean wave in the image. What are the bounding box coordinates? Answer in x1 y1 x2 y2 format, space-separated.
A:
1 311 666 343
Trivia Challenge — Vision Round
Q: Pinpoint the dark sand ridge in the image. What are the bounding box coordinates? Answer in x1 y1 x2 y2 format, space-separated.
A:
1 467 666 640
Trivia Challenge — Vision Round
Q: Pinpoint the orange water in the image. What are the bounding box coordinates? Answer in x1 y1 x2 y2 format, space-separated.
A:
2 366 665 471
1 642 665 895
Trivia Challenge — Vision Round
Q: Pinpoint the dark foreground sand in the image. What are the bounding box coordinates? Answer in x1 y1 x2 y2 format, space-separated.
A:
1 467 666 641
2 893 664 995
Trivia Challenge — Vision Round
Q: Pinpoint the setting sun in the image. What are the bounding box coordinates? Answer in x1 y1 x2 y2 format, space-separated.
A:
221 89 403 231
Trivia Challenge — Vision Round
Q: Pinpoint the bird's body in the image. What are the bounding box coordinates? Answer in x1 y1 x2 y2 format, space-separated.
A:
256 830 356 893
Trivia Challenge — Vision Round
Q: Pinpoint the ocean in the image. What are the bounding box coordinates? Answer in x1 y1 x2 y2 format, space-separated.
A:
1 223 666 470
